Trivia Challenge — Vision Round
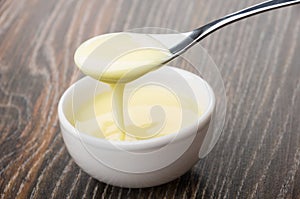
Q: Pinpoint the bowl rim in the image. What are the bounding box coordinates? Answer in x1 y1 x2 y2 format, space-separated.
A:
58 67 216 151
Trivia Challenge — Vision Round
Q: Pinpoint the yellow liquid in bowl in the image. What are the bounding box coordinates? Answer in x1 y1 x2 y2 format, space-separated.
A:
75 84 201 141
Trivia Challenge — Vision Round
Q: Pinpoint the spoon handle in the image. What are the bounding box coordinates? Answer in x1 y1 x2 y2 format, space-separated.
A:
170 0 300 54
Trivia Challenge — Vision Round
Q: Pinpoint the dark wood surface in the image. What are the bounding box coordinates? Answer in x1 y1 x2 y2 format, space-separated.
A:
1 0 300 198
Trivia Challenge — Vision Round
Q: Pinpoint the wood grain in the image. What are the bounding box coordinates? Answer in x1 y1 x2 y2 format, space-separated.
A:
0 0 300 198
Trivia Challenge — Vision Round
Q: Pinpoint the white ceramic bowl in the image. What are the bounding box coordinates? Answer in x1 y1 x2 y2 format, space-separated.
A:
58 66 215 188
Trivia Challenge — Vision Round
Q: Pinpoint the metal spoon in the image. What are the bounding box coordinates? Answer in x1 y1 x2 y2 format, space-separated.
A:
75 0 300 84
168 0 300 59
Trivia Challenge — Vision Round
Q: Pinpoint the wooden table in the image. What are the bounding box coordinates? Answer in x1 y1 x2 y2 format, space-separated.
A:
1 0 299 198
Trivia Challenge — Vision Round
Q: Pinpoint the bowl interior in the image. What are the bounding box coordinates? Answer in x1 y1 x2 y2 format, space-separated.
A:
59 66 215 150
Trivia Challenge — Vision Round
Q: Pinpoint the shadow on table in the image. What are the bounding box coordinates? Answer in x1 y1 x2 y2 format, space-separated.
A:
91 168 212 198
